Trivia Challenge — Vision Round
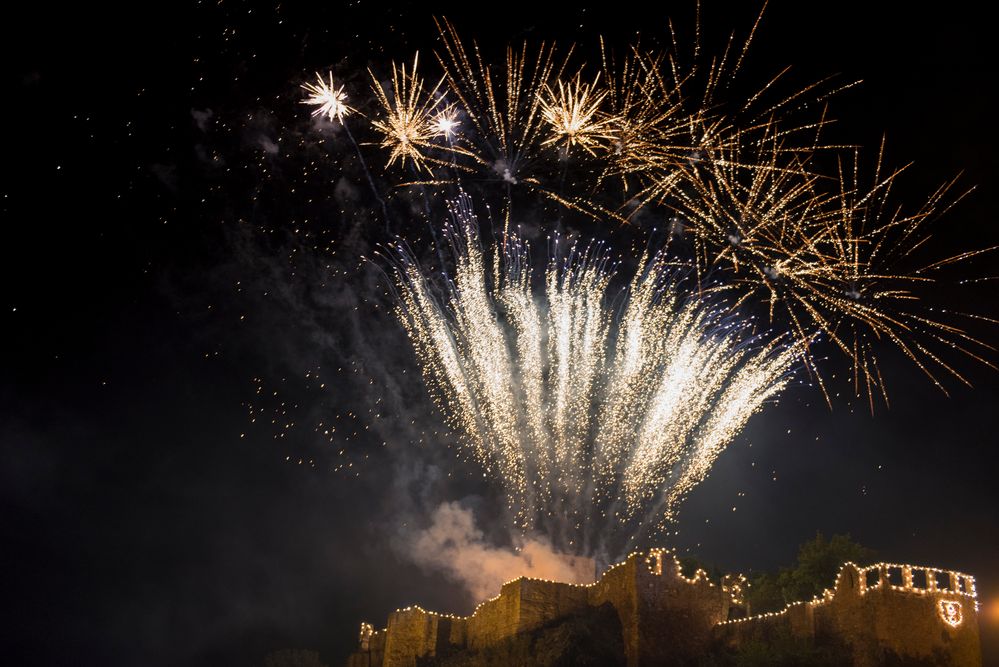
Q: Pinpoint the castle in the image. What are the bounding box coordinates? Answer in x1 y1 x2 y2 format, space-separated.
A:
345 550 981 666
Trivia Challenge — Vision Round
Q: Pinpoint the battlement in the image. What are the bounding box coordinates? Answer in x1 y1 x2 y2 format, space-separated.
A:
717 560 979 628
346 552 981 667
857 562 977 599
715 561 981 667
346 549 742 667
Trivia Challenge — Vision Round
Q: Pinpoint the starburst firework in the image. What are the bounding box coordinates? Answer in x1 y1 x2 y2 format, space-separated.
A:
369 54 447 172
540 72 613 156
301 71 353 123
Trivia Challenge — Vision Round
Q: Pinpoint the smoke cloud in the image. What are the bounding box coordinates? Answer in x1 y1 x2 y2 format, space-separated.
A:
405 502 596 601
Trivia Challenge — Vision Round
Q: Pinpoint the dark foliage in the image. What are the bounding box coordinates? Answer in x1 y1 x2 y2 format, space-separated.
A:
745 533 875 614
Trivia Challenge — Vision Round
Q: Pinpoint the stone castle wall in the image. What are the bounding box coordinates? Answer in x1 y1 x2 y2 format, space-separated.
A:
346 552 981 667
715 562 981 666
586 556 641 665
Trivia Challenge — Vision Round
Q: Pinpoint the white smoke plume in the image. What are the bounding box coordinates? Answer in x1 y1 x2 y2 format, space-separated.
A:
406 502 596 601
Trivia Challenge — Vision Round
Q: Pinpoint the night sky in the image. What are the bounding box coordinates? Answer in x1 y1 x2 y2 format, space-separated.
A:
3 1 998 665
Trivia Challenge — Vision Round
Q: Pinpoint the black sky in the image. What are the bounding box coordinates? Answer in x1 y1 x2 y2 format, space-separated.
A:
3 1 998 665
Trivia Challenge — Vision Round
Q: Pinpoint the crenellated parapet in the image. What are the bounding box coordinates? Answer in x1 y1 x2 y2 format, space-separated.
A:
345 553 981 667
715 561 981 667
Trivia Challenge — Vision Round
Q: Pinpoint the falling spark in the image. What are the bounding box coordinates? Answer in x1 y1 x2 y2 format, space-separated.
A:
391 197 798 556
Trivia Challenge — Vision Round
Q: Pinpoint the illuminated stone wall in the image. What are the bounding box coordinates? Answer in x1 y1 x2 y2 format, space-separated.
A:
462 579 523 650
634 552 732 663
584 552 734 664
345 553 981 667
345 627 384 667
513 578 590 637
586 556 641 665
715 562 982 666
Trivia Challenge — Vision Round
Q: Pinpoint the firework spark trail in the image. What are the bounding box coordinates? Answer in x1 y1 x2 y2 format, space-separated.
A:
300 13 995 408
295 15 995 559
597 40 691 198
302 71 391 230
392 197 797 555
433 17 566 184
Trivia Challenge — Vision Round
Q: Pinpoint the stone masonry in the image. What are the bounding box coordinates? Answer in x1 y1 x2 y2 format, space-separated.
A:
346 551 981 667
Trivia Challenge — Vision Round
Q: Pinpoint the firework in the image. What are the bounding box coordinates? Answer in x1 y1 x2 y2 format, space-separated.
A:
433 17 566 185
539 71 613 157
812 144 995 407
301 71 353 123
295 13 995 553
302 70 391 227
597 40 692 196
432 106 460 139
368 54 447 173
390 197 798 555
